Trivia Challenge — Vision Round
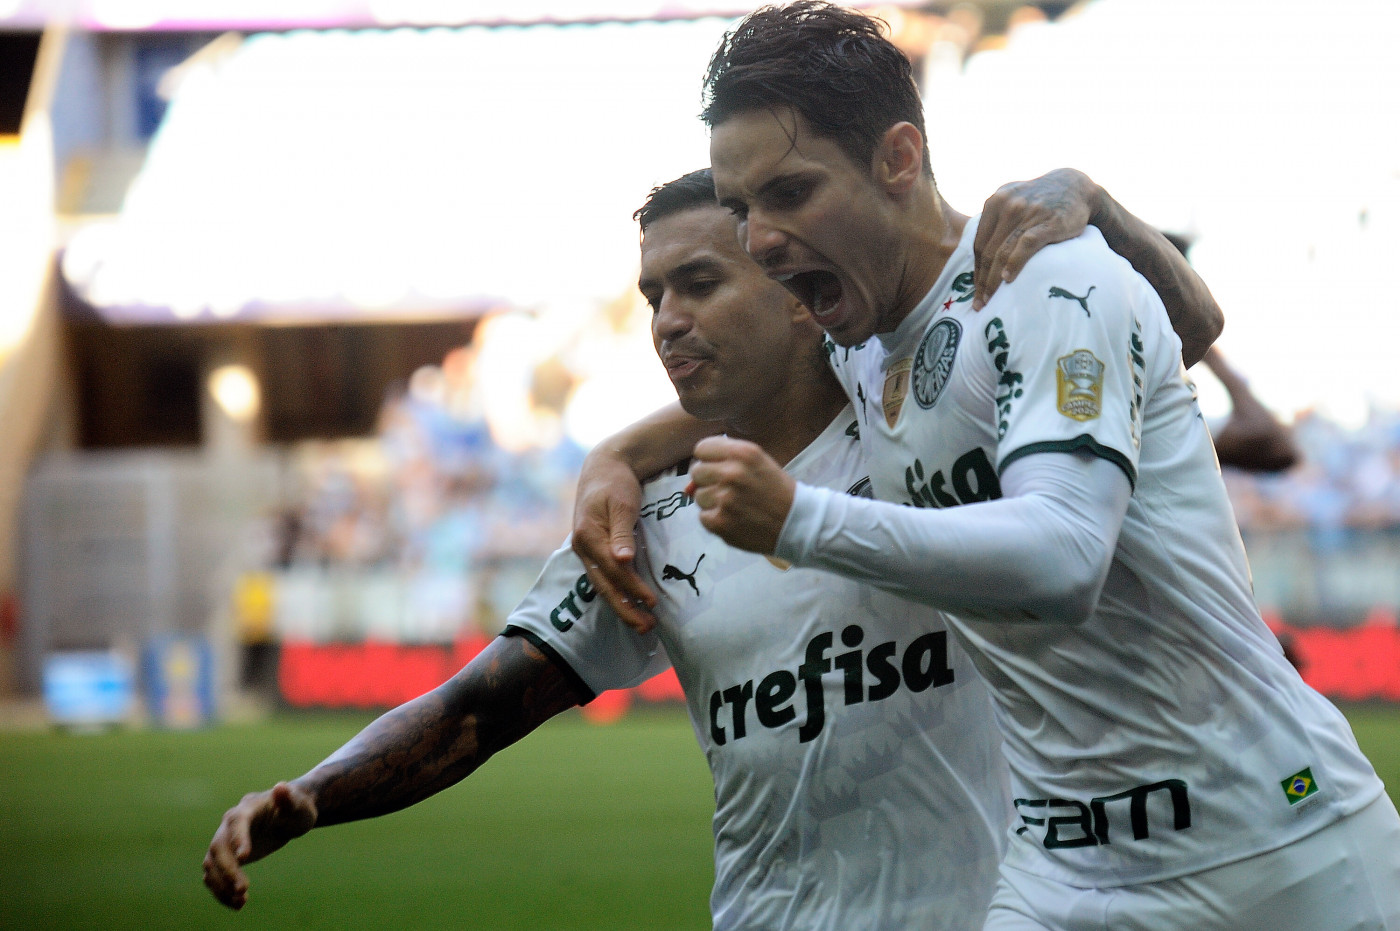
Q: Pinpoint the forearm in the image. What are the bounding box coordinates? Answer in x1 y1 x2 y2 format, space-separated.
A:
1088 183 1223 366
292 636 581 827
591 401 722 481
775 453 1129 624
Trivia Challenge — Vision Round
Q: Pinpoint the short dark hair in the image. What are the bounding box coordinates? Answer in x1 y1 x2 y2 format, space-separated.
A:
634 168 719 232
701 1 931 176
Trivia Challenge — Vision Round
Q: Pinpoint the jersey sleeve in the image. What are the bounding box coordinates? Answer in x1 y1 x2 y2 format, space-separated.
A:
985 227 1158 489
502 541 670 701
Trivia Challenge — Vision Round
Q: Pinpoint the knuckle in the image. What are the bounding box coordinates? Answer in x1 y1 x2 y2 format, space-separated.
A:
1000 191 1029 212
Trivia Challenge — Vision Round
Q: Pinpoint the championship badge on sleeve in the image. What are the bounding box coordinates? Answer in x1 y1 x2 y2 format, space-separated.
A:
1056 350 1105 422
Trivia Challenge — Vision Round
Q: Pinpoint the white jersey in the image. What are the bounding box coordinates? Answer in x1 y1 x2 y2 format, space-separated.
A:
819 218 1386 887
506 409 1011 931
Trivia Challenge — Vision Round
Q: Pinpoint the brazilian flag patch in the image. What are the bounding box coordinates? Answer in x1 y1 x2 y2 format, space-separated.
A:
1282 767 1320 805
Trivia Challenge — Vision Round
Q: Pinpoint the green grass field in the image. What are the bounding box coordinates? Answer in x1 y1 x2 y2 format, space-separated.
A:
0 708 715 931
2 703 1398 931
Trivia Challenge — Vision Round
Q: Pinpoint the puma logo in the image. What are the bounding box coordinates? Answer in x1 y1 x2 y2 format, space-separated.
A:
662 554 705 596
1048 285 1095 316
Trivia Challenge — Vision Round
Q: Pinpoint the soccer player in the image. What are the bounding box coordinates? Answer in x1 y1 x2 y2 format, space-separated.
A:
207 168 1137 929
577 4 1400 928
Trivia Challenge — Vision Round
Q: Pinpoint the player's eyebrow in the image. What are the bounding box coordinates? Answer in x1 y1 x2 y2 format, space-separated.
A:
755 169 814 200
668 256 724 280
639 255 724 295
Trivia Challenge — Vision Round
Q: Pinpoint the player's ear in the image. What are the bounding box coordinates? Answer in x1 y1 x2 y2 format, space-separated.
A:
875 122 923 195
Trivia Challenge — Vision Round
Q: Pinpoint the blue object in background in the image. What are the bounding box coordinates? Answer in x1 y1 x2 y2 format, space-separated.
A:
143 635 216 729
42 651 136 727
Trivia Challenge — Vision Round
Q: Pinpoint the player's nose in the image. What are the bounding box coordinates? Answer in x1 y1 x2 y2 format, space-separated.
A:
652 292 693 342
742 212 789 269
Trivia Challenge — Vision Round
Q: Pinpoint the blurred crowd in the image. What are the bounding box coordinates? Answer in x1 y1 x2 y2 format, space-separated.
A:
274 375 1400 568
1226 407 1400 546
251 320 591 643
254 320 1400 641
275 352 585 577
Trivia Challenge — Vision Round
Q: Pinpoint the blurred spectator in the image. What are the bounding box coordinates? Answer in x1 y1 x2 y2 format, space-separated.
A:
262 311 598 642
1223 405 1400 541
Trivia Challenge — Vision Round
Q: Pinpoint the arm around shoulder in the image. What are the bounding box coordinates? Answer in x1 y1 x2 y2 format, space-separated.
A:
572 402 723 630
1086 178 1223 366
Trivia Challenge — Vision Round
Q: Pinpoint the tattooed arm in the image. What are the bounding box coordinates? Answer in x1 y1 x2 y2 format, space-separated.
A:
202 635 583 910
974 168 1223 366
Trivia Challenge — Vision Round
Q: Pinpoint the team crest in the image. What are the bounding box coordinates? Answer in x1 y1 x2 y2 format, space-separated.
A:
913 318 961 410
1056 349 1105 421
883 358 912 427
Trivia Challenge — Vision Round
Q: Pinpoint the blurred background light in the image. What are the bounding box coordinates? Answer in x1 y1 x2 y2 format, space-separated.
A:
208 363 260 422
926 0 1400 426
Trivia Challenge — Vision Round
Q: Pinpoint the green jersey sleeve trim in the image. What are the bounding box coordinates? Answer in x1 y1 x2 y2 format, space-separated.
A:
999 436 1136 491
501 625 598 703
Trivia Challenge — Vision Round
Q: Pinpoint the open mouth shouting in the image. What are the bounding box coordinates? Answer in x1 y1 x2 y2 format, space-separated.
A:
773 268 859 342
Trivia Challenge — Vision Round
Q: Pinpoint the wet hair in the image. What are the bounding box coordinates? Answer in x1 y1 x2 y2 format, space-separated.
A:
634 168 719 233
701 1 931 176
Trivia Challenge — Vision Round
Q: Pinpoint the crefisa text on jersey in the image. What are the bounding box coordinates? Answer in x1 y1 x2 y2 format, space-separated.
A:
549 572 598 631
710 625 955 745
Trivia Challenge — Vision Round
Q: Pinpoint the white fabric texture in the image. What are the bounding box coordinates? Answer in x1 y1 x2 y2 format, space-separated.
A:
506 409 1011 930
777 450 1131 625
812 216 1388 888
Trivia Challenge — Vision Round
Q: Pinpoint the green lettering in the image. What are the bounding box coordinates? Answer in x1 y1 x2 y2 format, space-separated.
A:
1091 779 1191 843
865 642 901 701
951 447 1001 503
755 671 797 728
722 682 754 740
709 691 726 745
902 632 954 692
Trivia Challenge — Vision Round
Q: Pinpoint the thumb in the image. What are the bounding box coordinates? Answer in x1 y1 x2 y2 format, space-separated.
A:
692 434 727 460
269 782 318 837
270 782 295 813
269 782 313 827
609 516 636 562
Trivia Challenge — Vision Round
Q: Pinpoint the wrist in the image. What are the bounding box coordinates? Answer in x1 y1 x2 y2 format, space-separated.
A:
774 482 832 565
1081 173 1112 229
286 777 323 827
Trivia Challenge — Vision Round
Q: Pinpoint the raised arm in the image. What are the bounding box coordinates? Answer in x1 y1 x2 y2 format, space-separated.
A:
1200 346 1299 473
572 401 719 631
202 635 584 910
973 168 1223 365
